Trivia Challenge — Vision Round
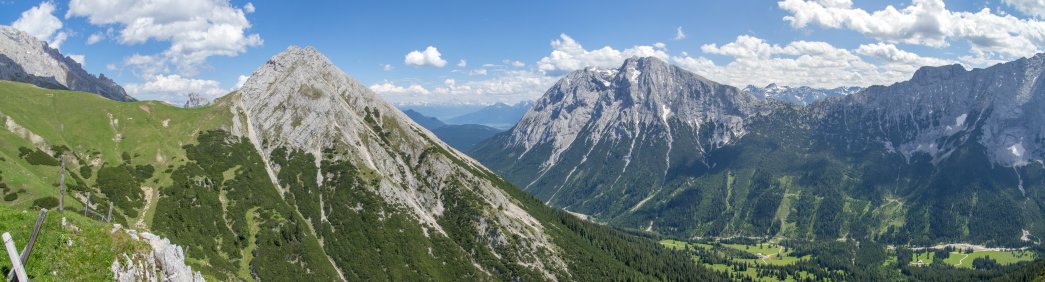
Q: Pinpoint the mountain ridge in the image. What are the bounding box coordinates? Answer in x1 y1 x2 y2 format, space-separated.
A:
473 54 1045 247
0 25 133 102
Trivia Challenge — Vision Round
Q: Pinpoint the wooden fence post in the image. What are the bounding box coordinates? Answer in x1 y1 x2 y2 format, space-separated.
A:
84 193 90 217
59 156 65 213
7 209 45 282
2 233 26 282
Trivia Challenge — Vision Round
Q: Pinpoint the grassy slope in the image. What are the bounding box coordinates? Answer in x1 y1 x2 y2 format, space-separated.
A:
0 80 229 224
0 206 144 281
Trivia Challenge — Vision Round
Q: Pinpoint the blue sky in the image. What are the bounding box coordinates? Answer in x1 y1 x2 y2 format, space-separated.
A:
3 0 1045 105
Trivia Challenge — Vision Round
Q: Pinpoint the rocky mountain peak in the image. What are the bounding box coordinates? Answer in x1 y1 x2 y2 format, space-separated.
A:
0 25 134 101
182 93 209 108
229 46 566 278
911 64 967 82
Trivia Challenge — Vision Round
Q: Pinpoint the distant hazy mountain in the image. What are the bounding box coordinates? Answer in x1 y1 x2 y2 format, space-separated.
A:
404 109 502 151
0 25 134 101
474 55 1045 247
743 83 861 105
403 109 446 129
397 104 486 121
448 101 533 129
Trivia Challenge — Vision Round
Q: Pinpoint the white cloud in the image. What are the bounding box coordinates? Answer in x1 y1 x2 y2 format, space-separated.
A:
856 42 952 66
124 74 228 101
234 75 249 89
404 46 448 67
68 54 85 66
11 1 67 49
244 2 256 13
67 0 263 76
123 54 169 78
676 35 953 88
504 59 525 67
457 59 467 67
430 70 558 104
382 64 393 71
537 33 669 74
674 26 686 40
86 32 104 45
1004 0 1045 19
370 82 430 95
469 68 488 76
778 0 1045 58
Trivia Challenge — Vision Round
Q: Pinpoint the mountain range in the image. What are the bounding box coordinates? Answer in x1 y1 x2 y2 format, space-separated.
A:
743 83 862 105
447 101 533 130
0 43 722 280
403 109 503 151
473 55 1045 247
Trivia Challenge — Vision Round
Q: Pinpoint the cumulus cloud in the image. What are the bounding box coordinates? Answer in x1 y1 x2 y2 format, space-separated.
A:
1004 0 1045 19
404 46 448 67
778 0 1045 58
370 82 431 95
676 35 954 88
244 2 256 13
431 70 557 104
11 1 67 49
124 74 229 101
67 0 263 76
86 32 104 45
234 75 249 89
674 26 686 40
537 33 669 74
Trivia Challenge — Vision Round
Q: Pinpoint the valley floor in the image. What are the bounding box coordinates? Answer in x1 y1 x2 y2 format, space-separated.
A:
660 238 1045 281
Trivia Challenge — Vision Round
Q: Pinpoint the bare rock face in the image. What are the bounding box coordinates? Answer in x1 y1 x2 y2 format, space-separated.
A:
474 57 772 213
815 56 1045 167
227 46 565 278
111 226 204 282
181 93 209 108
0 25 133 101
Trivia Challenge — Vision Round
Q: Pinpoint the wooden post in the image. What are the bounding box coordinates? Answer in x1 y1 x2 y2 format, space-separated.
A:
84 193 90 217
7 209 45 282
59 155 65 213
106 203 112 223
2 233 26 282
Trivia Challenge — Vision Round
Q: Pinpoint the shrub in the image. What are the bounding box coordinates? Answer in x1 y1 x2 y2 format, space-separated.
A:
4 193 18 202
31 197 59 209
18 147 59 166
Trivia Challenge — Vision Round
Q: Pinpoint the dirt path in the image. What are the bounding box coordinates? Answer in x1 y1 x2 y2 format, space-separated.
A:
957 254 970 266
761 246 785 263
136 186 154 229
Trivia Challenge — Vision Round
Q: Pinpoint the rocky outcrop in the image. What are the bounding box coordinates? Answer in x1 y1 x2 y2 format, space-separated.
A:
181 93 209 108
111 225 204 282
0 25 133 101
